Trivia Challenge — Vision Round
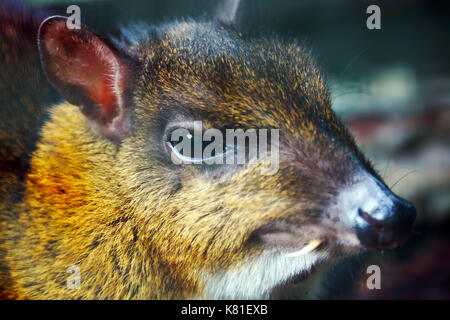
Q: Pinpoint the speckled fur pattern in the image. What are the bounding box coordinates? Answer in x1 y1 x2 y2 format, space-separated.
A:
0 4 378 299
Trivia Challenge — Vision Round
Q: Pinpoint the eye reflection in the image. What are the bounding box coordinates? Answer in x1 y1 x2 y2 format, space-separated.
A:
166 128 234 164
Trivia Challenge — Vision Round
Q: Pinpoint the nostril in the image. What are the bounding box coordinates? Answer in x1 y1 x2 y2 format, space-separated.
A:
354 199 416 249
358 209 386 227
342 174 417 249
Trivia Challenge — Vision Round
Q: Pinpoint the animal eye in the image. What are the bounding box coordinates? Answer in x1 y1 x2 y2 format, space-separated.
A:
166 128 234 164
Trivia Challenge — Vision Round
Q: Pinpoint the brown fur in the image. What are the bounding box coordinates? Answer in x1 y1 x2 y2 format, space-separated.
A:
0 7 377 299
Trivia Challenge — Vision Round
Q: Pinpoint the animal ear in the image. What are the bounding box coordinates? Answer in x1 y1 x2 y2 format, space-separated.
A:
215 0 242 27
38 16 135 141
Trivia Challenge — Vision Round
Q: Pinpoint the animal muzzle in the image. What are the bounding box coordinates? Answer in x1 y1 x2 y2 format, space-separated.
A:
339 174 416 249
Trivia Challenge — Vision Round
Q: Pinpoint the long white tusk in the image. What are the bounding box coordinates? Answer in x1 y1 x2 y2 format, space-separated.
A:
284 239 323 258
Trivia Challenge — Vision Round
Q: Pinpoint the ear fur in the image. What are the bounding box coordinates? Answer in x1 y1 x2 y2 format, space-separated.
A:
38 16 135 141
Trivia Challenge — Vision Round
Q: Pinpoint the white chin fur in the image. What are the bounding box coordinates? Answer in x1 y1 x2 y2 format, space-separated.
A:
200 249 329 299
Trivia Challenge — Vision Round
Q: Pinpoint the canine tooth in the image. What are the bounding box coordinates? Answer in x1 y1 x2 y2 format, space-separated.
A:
284 239 323 258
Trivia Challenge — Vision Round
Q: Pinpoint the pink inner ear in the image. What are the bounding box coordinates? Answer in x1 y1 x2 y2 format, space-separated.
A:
39 16 132 140
75 49 117 116
43 20 120 123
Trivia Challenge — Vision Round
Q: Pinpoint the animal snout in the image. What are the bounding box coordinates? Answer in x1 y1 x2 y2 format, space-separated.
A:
354 194 416 249
338 173 416 249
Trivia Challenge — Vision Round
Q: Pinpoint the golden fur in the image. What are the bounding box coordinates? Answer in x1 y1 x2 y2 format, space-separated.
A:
0 7 374 299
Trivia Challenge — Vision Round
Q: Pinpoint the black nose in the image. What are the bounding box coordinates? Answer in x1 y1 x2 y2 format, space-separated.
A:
353 195 416 249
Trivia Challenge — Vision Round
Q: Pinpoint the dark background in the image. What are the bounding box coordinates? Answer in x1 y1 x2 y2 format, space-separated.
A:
26 0 450 299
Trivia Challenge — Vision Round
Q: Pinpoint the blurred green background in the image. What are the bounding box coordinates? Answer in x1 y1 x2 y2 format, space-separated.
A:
23 0 450 299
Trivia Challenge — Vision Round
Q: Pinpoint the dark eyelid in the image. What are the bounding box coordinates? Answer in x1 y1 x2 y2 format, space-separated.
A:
164 121 193 141
166 121 196 132
164 120 205 141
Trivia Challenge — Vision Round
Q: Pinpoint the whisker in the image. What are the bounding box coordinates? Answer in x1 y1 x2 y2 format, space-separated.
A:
339 47 369 78
383 157 392 180
332 89 372 99
389 169 422 190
